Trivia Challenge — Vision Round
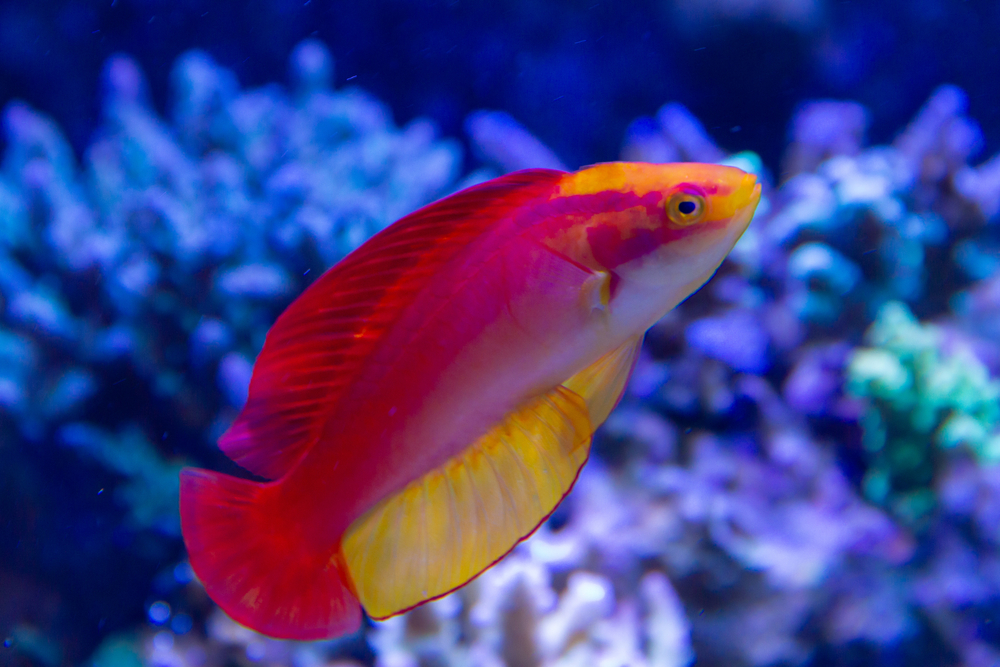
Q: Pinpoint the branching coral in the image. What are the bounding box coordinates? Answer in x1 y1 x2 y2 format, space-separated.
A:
0 39 461 665
847 301 1000 525
0 37 460 472
7 34 1000 667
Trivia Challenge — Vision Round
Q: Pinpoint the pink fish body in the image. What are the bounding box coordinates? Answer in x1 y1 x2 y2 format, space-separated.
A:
180 162 761 639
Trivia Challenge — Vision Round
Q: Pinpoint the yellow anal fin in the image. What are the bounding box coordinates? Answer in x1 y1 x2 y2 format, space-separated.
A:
565 334 643 425
341 336 644 620
342 386 591 619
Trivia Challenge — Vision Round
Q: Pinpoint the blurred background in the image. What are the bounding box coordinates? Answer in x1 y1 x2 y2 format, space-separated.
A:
4 0 1000 172
3 1 1000 666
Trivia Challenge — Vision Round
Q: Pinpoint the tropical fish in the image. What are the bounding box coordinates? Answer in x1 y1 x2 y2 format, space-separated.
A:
180 162 761 640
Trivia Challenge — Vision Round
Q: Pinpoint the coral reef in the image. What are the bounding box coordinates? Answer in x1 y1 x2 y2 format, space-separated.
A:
1 37 461 459
847 301 1000 526
0 39 460 664
5 36 1000 667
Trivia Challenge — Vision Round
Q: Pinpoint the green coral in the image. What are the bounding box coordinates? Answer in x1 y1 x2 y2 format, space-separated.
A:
59 422 184 534
847 301 1000 525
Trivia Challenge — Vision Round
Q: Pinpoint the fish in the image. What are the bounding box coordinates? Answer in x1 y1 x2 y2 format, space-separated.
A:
179 161 761 640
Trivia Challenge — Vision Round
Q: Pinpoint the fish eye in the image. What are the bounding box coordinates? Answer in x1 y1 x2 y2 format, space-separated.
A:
666 190 707 226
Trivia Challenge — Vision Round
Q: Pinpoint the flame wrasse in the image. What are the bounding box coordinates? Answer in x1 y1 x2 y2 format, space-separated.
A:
180 162 760 640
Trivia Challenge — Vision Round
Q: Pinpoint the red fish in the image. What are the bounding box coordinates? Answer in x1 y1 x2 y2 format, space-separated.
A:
180 162 761 640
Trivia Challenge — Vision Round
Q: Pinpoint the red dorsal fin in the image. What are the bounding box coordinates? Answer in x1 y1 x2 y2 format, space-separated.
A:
220 169 566 479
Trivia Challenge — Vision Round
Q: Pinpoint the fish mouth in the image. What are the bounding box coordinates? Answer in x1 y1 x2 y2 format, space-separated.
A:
731 174 762 235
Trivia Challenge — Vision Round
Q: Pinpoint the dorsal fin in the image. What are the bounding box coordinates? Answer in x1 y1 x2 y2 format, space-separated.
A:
340 334 642 619
221 169 566 480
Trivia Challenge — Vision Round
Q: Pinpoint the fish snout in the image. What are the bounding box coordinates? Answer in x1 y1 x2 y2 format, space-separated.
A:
728 172 761 234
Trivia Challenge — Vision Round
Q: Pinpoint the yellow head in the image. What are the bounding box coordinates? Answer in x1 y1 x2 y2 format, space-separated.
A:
537 161 761 330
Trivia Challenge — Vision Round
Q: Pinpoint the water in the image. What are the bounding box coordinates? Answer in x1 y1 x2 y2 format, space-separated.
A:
2 2 1000 666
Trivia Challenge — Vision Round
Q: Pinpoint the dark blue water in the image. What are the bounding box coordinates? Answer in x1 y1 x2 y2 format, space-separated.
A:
3 2 1000 666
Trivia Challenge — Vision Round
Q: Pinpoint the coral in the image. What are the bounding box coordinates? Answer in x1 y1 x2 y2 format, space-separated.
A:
59 423 185 534
508 84 1000 665
621 102 726 165
465 110 568 174
0 39 460 665
846 301 1000 525
368 551 693 667
782 100 868 178
706 84 1000 341
0 38 460 456
6 32 1000 667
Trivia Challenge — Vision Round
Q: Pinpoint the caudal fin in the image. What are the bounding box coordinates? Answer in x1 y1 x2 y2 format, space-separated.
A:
179 468 362 640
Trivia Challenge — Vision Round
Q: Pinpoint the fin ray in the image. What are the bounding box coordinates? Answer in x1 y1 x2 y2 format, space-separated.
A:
179 468 362 640
565 334 644 425
220 169 565 479
341 335 643 619
341 387 590 619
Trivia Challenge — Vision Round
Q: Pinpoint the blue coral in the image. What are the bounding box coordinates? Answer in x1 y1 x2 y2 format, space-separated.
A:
0 40 461 664
6 33 1000 667
0 40 460 443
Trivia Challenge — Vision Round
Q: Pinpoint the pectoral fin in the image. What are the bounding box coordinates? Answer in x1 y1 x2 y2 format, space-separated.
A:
340 335 643 619
580 270 612 312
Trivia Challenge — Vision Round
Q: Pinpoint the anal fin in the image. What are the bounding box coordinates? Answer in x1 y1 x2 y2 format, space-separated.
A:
340 335 644 619
564 334 643 425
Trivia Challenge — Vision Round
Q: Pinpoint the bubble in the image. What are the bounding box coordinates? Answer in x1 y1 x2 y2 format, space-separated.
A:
173 562 194 584
170 613 193 635
148 600 171 624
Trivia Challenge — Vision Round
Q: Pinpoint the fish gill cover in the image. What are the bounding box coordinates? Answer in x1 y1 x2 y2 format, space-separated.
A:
2 4 1000 667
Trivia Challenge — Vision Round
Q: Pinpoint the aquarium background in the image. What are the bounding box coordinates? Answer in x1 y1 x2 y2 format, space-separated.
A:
4 1 1000 666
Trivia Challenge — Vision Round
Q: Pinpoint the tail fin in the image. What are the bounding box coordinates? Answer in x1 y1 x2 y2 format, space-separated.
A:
179 468 362 640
